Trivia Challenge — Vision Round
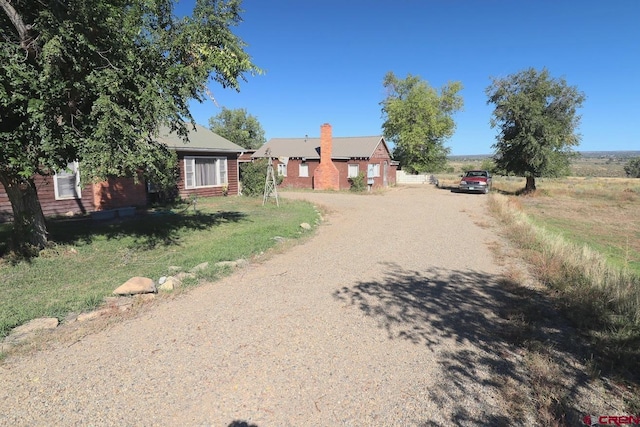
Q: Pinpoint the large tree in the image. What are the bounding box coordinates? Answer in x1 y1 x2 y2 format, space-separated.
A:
381 71 463 173
486 67 585 192
0 0 259 252
624 157 640 178
208 107 266 149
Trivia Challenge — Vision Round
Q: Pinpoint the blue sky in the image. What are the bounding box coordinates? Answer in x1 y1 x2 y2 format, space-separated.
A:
184 0 639 155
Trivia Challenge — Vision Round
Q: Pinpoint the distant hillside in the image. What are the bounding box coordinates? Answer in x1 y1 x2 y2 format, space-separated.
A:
449 151 640 161
576 151 640 159
446 151 640 178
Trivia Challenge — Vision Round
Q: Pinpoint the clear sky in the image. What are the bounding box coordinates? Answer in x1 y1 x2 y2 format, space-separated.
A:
184 0 640 155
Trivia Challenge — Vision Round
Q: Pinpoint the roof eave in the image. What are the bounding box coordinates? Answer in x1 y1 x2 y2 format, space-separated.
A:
169 146 243 153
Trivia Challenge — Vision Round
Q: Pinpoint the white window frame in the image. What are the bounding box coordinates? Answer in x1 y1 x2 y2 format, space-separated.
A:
368 163 380 178
298 163 309 177
348 164 359 178
54 161 81 200
184 156 228 189
277 163 287 177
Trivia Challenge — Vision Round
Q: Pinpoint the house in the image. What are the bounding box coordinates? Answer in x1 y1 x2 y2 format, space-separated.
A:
156 123 244 199
252 123 397 190
0 124 244 222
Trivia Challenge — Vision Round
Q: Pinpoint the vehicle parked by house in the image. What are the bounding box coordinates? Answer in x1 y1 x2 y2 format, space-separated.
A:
459 170 492 194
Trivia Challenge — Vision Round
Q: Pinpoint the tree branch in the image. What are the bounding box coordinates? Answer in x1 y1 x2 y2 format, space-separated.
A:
0 0 36 53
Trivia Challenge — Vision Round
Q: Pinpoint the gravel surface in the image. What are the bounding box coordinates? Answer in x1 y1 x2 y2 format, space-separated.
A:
1 186 532 426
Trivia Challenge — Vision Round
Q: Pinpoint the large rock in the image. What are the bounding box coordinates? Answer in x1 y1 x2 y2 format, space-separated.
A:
158 276 182 291
113 276 156 296
77 308 112 322
215 261 237 269
4 317 59 346
174 272 196 281
190 262 209 273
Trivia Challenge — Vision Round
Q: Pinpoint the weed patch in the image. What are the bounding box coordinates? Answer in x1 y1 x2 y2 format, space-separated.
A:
489 193 640 411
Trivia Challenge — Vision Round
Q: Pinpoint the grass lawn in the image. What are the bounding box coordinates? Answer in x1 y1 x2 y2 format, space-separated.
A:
0 196 319 339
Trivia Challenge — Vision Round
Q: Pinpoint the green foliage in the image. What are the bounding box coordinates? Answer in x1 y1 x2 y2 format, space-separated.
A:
624 157 640 178
239 159 282 197
480 159 495 173
461 164 476 173
349 172 367 192
486 67 585 188
0 0 261 248
240 159 267 196
208 107 266 149
381 71 463 174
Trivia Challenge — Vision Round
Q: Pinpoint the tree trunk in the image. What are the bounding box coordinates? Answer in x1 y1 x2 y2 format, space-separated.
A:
525 176 537 192
0 171 48 251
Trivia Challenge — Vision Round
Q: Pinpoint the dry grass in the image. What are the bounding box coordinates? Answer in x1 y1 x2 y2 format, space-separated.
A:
488 192 640 411
498 177 640 275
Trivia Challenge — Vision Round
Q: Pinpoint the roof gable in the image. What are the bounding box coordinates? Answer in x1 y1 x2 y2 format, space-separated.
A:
157 124 245 152
253 136 388 159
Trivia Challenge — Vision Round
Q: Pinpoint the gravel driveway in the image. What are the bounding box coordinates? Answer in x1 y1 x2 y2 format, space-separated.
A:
0 186 531 426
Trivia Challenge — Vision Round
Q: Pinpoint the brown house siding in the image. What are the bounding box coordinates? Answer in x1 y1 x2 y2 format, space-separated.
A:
92 177 147 211
0 174 98 220
175 151 239 199
0 174 147 222
0 183 13 222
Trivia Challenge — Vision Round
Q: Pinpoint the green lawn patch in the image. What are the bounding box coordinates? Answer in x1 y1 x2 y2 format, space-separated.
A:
0 196 319 338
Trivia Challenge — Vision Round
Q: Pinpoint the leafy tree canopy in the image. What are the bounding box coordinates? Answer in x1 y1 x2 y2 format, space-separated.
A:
624 157 640 178
0 0 260 250
381 71 463 174
486 67 585 191
208 107 266 149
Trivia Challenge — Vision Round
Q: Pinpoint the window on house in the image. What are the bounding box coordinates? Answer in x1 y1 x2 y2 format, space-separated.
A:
368 163 380 178
54 161 81 200
348 164 359 178
277 163 287 177
184 156 228 189
299 163 309 177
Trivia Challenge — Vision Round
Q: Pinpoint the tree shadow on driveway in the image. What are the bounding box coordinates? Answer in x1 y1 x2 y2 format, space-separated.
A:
333 263 593 425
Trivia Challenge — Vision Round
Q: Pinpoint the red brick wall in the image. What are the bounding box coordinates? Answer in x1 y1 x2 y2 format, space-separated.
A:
313 123 340 190
277 159 318 189
176 151 239 199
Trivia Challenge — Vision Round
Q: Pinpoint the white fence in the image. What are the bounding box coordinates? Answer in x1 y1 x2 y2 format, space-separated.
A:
396 170 439 185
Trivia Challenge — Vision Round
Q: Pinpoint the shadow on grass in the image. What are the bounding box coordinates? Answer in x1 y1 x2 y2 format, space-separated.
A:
48 210 248 250
333 264 595 425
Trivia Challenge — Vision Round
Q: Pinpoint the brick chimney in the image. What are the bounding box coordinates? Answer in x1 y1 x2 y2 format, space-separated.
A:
313 123 340 190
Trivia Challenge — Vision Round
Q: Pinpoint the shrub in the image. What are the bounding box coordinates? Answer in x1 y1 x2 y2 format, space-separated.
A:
239 159 283 197
349 172 367 192
624 157 640 178
461 163 476 173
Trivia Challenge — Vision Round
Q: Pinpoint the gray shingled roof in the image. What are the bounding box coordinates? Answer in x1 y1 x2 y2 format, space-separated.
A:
253 136 387 159
156 123 245 152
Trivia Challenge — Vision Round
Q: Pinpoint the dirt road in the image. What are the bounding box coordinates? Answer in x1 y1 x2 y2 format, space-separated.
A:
1 186 531 426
